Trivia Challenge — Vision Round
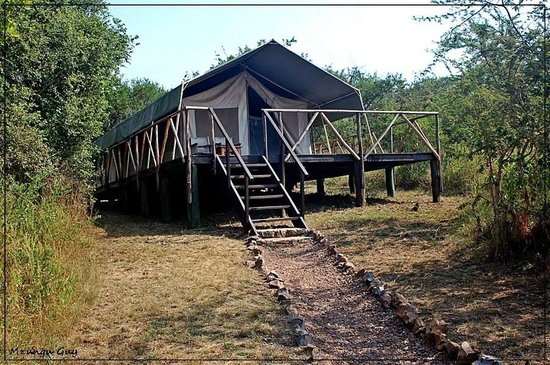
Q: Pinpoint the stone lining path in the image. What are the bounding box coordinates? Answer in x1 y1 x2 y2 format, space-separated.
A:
260 239 448 364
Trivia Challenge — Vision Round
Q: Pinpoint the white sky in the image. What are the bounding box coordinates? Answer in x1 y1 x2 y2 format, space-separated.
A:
108 1 451 89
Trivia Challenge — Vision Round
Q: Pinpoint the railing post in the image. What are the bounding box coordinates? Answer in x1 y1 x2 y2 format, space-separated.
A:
279 112 285 187
386 118 396 197
435 113 442 194
244 174 250 225
299 170 305 217
263 112 268 159
355 113 365 206
211 113 216 175
226 138 231 189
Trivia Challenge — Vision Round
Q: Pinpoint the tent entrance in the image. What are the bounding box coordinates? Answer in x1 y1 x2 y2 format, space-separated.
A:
248 87 280 157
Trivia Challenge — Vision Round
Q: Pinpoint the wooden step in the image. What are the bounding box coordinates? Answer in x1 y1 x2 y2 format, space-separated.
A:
235 183 278 190
231 174 272 179
257 228 309 238
257 236 313 245
240 194 284 200
251 216 301 223
249 205 290 211
231 163 267 168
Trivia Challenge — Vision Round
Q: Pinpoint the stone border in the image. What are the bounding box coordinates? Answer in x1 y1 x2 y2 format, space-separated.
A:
307 229 504 365
244 234 320 361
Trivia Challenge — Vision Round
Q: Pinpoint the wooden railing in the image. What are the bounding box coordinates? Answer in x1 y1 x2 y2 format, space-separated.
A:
101 106 252 187
260 109 440 162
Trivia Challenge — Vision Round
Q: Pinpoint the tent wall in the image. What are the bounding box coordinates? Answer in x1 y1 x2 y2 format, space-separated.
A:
183 71 311 156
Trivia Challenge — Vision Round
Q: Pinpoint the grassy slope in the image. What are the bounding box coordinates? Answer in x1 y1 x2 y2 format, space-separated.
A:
306 180 545 360
67 213 304 362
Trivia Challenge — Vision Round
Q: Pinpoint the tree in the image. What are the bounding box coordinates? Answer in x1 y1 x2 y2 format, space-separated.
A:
2 1 136 183
106 78 166 128
419 0 548 259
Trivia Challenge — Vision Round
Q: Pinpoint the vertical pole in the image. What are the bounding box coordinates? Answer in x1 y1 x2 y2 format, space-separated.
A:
348 173 355 194
226 138 231 189
186 164 201 228
159 173 172 222
244 175 250 229
263 112 268 158
316 178 325 197
139 177 149 217
211 113 216 175
435 114 443 194
386 124 396 197
279 112 285 187
300 171 305 217
430 159 441 203
385 168 396 197
355 113 365 206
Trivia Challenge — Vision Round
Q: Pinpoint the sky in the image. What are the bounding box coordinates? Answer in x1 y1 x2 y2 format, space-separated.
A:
107 1 451 90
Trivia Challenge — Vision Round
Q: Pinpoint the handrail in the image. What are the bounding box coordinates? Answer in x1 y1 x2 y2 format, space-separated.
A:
263 110 309 176
209 107 254 180
261 155 302 217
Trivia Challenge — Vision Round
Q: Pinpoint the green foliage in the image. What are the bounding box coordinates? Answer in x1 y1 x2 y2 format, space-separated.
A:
3 171 96 346
419 0 548 259
106 77 167 128
2 1 135 183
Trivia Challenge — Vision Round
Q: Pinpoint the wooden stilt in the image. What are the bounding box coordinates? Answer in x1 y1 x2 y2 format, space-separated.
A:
186 164 201 228
316 178 325 197
354 160 365 207
139 177 149 217
348 173 355 194
385 167 396 197
159 173 172 222
430 159 442 203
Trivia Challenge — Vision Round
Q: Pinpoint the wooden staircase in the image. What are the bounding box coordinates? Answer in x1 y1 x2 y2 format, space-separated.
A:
216 155 308 235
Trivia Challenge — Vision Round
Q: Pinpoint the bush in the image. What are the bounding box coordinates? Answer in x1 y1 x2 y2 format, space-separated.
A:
3 171 98 346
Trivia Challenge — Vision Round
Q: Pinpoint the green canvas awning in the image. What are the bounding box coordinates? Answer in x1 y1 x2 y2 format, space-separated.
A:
97 40 363 149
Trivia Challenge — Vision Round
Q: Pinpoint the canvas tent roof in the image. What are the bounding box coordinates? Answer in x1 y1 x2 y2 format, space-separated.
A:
96 40 363 149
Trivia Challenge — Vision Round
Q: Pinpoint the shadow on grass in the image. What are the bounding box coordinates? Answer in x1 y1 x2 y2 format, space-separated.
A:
95 209 245 240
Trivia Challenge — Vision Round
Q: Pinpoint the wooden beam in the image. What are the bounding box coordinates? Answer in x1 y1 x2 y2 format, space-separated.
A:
159 118 171 164
400 114 440 161
169 118 185 161
385 167 395 197
430 159 442 203
285 111 319 161
186 164 201 228
364 113 400 158
320 113 360 160
356 112 365 206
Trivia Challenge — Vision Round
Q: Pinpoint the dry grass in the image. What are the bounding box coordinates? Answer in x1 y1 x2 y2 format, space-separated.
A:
306 180 546 361
64 212 305 363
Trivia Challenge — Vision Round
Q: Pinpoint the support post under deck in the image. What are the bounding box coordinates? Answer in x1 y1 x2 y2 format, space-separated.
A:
430 158 442 203
139 177 149 217
159 173 172 222
186 164 201 228
385 167 396 198
316 178 325 197
354 161 365 207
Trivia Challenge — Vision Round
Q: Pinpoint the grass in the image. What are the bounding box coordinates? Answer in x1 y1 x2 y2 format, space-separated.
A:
305 177 546 360
2 175 99 352
66 212 305 362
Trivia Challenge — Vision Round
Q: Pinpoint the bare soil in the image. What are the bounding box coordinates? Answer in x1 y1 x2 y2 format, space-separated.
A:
261 240 447 365
306 189 547 363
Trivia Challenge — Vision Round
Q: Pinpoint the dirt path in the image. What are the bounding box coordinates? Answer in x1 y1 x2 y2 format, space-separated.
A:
261 239 447 364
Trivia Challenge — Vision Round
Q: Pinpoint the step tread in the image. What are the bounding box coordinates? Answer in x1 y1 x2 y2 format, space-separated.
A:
231 174 272 179
240 194 284 200
258 236 312 243
251 216 300 223
231 163 267 168
249 205 290 211
235 183 279 189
